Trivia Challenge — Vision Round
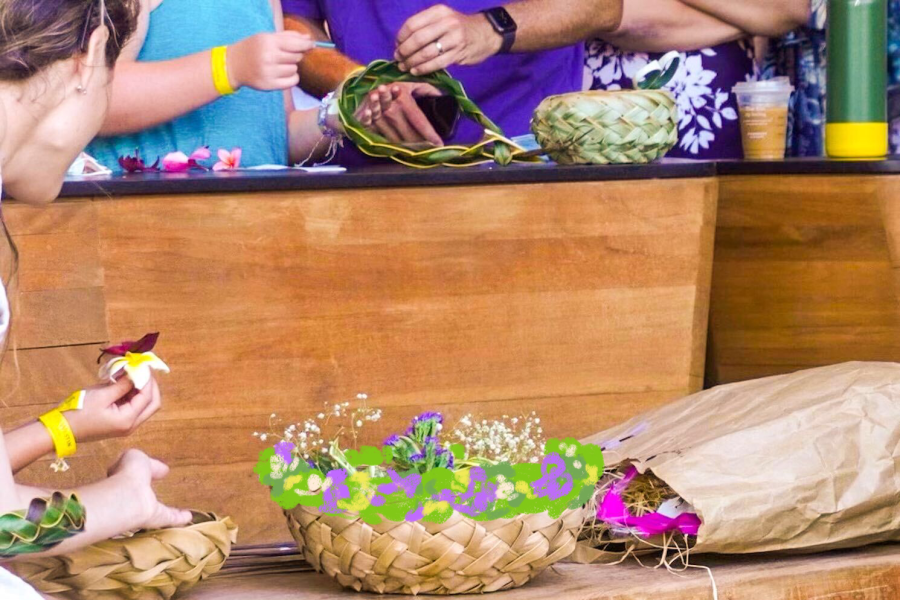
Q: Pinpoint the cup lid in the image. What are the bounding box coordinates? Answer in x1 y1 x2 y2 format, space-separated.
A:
732 79 794 94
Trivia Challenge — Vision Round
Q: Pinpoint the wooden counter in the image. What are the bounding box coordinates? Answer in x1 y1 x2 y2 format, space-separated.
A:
195 544 900 600
0 161 718 544
707 159 900 385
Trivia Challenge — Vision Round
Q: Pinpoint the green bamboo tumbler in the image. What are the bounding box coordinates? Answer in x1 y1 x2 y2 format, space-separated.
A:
826 0 888 158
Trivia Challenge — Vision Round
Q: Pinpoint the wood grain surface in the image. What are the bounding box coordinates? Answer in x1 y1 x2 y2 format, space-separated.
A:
708 175 900 386
0 178 716 543
193 544 900 600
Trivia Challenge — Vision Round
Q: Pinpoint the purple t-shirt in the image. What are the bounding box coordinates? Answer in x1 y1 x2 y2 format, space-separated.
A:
283 0 582 149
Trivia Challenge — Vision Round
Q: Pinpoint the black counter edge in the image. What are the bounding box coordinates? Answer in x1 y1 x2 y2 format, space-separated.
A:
55 161 717 199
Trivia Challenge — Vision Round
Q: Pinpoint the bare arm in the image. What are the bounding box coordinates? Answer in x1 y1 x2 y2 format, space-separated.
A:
284 16 358 98
100 0 311 136
502 0 623 53
602 0 745 53
0 441 190 560
395 0 623 75
677 0 810 37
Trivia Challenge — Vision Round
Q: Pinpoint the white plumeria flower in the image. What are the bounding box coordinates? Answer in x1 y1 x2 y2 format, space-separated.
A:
99 352 170 390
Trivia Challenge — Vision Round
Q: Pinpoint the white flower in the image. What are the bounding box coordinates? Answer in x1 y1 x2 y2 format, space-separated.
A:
99 352 170 390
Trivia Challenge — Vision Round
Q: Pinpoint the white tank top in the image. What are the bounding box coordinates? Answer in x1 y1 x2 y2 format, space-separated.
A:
0 179 42 599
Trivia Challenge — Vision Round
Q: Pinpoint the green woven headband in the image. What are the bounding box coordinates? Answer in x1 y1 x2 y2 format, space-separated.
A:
337 60 537 169
0 492 85 557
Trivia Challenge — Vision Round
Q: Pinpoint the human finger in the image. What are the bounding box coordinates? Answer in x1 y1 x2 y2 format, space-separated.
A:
397 5 452 46
396 20 454 63
397 96 443 145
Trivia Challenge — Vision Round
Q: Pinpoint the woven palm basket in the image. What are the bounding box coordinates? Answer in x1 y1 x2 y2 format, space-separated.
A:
13 512 237 600
531 90 679 165
285 504 585 595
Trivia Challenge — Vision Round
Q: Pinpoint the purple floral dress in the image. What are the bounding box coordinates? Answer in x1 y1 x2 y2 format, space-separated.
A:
584 40 757 159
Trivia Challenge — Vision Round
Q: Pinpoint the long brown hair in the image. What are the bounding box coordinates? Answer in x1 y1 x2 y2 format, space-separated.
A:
0 0 140 82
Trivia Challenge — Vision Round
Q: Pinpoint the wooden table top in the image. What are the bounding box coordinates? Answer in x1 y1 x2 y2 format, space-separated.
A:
193 544 900 600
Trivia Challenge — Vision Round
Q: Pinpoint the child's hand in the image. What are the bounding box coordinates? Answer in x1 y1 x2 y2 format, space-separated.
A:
66 375 162 443
341 83 444 147
228 31 314 91
354 84 403 130
109 449 193 530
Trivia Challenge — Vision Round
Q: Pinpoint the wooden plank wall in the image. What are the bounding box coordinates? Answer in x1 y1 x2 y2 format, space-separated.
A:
708 175 900 385
0 178 717 543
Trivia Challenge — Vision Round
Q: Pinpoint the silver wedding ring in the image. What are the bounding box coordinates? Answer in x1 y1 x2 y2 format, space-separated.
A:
435 40 444 55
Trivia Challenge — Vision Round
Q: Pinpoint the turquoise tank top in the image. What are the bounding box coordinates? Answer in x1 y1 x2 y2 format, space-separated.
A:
88 0 288 172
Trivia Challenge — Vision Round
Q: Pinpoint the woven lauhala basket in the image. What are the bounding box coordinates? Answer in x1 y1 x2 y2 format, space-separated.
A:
285 504 585 595
13 512 237 600
531 90 679 165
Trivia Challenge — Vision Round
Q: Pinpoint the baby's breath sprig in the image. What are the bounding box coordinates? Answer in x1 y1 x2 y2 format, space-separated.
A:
253 393 382 469
450 411 546 465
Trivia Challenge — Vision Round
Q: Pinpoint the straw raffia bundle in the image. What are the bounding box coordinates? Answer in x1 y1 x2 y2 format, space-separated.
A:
338 60 537 169
531 90 679 165
285 504 584 595
13 512 237 600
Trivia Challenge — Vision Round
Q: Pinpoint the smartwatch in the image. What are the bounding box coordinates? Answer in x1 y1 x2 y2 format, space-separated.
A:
481 7 517 55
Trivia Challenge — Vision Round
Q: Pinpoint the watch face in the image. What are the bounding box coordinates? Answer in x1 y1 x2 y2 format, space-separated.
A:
488 8 517 32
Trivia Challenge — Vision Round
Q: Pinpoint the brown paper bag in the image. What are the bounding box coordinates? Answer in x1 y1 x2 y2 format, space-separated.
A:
573 362 900 563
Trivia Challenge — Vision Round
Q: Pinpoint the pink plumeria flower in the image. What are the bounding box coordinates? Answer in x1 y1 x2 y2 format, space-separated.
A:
162 151 191 172
162 146 211 172
213 147 242 171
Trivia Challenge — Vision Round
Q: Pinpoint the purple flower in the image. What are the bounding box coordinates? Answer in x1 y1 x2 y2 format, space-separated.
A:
406 412 444 435
414 412 444 424
384 435 402 447
409 452 426 463
273 441 295 464
118 149 160 173
98 332 159 363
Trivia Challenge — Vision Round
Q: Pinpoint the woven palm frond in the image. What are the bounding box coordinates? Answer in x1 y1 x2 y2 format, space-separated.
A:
338 60 539 169
13 511 237 600
531 90 679 165
0 492 86 558
285 504 584 595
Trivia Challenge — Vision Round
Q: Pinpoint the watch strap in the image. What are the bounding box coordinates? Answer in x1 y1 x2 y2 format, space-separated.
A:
481 8 517 55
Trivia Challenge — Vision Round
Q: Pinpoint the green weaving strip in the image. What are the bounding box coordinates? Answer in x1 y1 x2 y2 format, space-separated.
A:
0 492 85 558
337 60 539 169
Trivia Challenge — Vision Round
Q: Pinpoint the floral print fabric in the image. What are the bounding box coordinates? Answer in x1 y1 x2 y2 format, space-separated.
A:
584 40 756 159
763 0 900 156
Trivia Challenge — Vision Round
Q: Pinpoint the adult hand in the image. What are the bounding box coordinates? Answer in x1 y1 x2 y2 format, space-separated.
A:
229 31 315 91
359 82 445 146
395 5 503 76
66 375 162 443
108 450 193 531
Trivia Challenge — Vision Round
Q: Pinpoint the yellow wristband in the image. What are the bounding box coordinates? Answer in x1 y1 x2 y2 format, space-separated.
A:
38 409 77 460
211 46 236 96
57 390 85 413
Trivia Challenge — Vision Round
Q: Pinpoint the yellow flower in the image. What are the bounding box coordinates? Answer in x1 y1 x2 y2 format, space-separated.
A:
424 500 451 516
100 352 170 390
284 475 304 490
515 480 536 499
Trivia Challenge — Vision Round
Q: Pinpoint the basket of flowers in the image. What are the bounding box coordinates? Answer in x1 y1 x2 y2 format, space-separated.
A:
254 400 602 595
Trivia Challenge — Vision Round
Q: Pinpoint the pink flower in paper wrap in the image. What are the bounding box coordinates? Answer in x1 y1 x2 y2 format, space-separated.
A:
213 147 242 171
597 466 701 537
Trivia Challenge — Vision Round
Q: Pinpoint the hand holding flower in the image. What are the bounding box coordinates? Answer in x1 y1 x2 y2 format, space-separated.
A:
66 376 163 443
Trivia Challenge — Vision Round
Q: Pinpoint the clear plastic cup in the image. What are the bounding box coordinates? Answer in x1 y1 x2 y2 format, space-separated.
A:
732 79 794 160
